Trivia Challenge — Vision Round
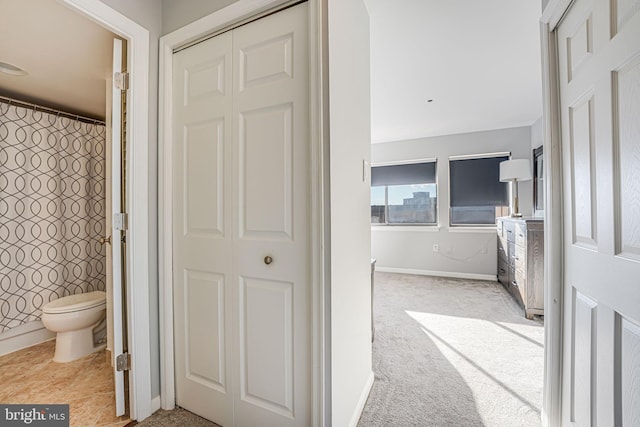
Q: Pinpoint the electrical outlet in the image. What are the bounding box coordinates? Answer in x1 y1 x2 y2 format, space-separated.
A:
433 244 439 252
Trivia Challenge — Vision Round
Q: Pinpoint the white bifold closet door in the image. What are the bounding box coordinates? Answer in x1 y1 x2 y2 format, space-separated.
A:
172 3 310 427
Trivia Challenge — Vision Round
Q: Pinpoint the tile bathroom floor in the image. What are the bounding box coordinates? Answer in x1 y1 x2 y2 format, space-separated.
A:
0 340 130 427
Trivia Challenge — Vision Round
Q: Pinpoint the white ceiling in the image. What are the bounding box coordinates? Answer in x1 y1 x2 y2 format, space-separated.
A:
365 0 543 143
0 0 116 120
0 0 543 134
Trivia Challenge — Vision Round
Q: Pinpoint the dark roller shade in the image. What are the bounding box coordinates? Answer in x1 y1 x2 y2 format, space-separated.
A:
371 162 436 186
450 156 508 207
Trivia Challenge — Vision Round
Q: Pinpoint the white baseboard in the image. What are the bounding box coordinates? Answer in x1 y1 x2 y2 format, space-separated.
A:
348 371 375 427
375 266 497 282
0 321 56 356
151 395 162 414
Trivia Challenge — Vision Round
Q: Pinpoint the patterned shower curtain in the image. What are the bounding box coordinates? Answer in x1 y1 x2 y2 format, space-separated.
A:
0 100 106 333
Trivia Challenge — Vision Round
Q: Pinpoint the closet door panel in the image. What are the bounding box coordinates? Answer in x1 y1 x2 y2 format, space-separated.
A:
232 3 310 427
239 277 294 415
238 103 293 239
172 31 234 427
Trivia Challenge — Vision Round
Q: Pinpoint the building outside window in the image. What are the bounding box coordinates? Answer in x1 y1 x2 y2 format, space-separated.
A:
370 161 437 225
449 153 509 226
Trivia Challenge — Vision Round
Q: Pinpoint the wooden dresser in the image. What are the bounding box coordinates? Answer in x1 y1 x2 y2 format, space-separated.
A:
497 217 544 319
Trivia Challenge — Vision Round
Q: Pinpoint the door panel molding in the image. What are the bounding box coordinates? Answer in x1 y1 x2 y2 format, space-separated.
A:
239 34 295 90
571 290 597 425
618 317 640 425
568 92 597 249
183 269 227 392
185 58 228 101
612 55 640 261
611 0 640 36
566 13 593 83
238 103 294 240
239 276 294 416
183 119 226 238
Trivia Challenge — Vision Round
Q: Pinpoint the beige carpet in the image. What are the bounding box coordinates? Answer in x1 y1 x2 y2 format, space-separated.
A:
357 272 544 427
132 407 219 426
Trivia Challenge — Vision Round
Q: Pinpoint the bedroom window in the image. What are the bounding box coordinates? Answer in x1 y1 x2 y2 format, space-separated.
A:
449 153 509 226
371 160 437 225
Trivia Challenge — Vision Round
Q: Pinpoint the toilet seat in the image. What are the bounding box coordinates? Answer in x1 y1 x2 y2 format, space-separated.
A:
43 291 106 314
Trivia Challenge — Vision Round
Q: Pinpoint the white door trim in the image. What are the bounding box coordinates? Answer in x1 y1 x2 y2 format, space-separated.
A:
158 2 327 426
539 1 573 426
60 0 152 421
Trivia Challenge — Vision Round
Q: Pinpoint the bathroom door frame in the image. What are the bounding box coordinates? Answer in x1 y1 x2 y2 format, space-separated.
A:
158 1 328 425
60 0 154 421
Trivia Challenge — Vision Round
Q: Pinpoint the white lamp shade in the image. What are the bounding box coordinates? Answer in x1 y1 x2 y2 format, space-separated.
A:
500 159 532 182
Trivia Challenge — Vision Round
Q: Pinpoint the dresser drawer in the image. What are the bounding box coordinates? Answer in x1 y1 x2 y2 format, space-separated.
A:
504 221 515 242
508 241 515 267
514 243 526 273
515 222 527 247
498 257 509 285
514 269 527 302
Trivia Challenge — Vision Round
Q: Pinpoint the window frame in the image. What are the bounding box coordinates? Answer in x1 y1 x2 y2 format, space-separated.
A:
533 145 544 217
447 152 511 227
371 159 438 226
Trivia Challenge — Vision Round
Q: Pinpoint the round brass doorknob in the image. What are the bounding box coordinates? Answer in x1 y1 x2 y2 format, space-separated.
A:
264 255 273 265
100 236 112 245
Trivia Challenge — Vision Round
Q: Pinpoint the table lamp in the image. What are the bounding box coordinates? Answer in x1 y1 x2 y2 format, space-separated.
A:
500 159 532 217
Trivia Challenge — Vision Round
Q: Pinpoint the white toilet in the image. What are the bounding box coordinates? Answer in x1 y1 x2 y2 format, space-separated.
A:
41 291 107 363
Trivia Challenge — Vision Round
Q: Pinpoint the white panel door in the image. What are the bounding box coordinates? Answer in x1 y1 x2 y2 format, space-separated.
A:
172 3 310 426
110 38 127 417
231 3 309 427
557 0 640 425
172 31 234 427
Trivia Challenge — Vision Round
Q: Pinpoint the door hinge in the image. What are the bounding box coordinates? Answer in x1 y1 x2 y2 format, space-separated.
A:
113 212 128 231
114 72 129 91
116 352 131 371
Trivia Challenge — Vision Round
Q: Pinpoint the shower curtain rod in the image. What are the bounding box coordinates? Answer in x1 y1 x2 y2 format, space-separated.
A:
0 95 105 125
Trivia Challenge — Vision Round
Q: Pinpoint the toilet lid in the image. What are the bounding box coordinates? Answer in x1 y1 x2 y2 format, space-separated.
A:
42 291 106 314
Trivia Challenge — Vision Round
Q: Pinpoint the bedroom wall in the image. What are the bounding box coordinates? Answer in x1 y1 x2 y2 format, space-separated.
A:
531 116 543 150
371 126 534 280
161 0 238 34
